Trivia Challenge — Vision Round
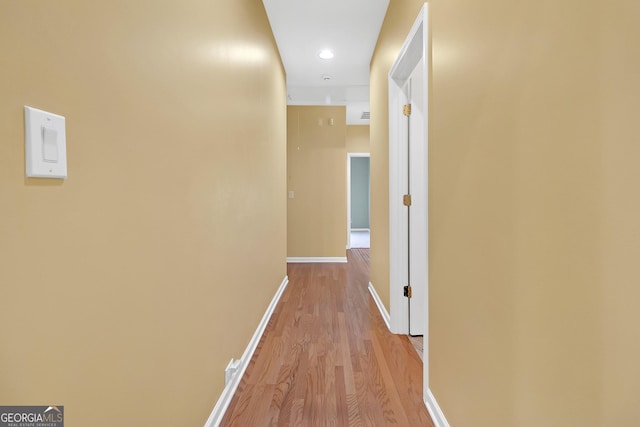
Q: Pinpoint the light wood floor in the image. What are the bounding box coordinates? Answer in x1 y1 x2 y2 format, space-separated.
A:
408 335 424 361
221 249 433 426
350 230 370 248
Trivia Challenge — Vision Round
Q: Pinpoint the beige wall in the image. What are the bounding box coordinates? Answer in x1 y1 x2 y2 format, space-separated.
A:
287 106 347 258
601 3 640 425
371 0 640 426
0 1 286 426
346 125 370 153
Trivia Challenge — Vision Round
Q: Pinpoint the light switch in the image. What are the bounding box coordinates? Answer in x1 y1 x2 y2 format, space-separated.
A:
24 106 67 178
288 191 295 199
42 126 59 162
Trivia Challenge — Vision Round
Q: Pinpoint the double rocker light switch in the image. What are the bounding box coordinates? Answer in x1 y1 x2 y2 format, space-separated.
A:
24 106 67 178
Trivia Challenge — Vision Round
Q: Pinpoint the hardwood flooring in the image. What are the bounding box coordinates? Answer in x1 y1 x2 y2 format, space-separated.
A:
408 336 424 361
221 249 433 426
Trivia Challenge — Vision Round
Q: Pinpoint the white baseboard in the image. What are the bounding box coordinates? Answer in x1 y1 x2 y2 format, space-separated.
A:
425 388 451 427
287 257 347 263
204 275 289 427
368 281 391 331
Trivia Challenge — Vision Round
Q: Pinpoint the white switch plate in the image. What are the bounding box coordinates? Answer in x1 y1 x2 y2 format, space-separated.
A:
24 106 67 178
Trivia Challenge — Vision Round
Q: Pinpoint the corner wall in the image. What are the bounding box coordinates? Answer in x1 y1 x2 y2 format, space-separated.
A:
287 106 347 258
0 1 286 426
371 0 640 425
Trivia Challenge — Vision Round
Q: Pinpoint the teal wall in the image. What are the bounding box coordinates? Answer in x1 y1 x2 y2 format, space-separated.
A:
350 157 370 229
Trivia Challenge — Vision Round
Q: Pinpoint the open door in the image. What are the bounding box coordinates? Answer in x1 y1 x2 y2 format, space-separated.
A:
397 59 427 337
388 2 431 406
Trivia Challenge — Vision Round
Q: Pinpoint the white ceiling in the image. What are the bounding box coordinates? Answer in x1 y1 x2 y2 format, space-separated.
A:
262 0 390 125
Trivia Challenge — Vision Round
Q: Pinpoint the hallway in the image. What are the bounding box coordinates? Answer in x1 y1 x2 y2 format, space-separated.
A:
221 249 432 426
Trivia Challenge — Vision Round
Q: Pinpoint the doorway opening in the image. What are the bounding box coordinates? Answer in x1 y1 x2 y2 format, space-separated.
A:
388 4 433 411
347 153 370 249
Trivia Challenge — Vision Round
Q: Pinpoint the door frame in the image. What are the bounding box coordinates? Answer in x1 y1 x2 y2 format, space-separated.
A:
346 152 370 249
388 2 430 402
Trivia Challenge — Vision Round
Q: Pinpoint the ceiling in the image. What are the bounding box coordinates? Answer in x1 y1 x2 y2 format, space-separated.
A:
262 0 390 125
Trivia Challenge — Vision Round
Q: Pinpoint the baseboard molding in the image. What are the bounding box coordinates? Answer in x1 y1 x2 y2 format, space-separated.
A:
425 388 451 427
204 275 289 427
368 281 391 331
286 257 347 263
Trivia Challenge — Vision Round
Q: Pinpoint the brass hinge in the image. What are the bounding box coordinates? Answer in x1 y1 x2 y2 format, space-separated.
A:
403 104 412 116
403 285 412 298
403 194 412 206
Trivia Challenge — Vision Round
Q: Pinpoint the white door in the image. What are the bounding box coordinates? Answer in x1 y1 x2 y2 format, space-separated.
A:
401 59 427 336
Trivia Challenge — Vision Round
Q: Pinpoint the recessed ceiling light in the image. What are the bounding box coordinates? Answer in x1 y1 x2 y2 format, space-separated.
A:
318 49 334 60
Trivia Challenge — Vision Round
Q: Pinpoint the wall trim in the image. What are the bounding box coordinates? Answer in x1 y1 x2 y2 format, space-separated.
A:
368 282 391 331
425 388 451 427
286 257 347 263
204 275 289 427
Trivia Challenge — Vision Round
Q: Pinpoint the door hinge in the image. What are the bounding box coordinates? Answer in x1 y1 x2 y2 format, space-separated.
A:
403 104 412 116
403 285 412 298
403 194 412 206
